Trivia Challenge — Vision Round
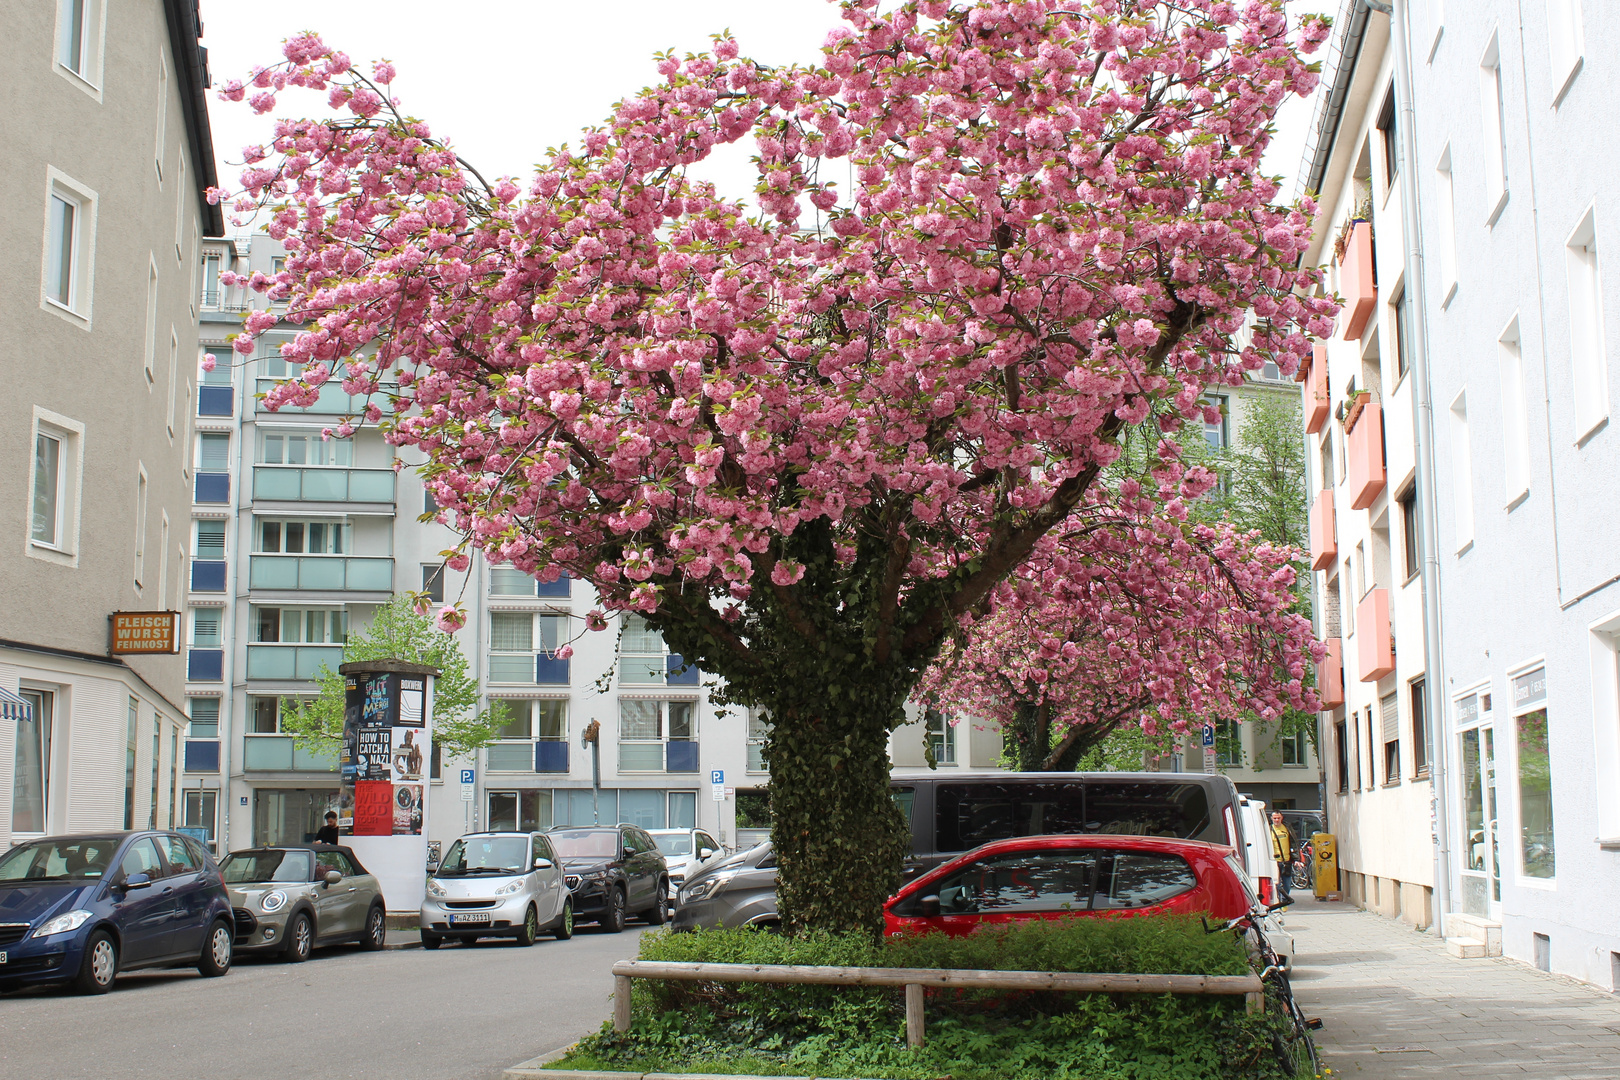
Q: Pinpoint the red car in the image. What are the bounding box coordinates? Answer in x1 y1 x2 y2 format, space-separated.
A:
883 834 1254 937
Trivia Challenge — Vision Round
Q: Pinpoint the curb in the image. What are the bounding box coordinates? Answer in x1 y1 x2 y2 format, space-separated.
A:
503 1052 857 1080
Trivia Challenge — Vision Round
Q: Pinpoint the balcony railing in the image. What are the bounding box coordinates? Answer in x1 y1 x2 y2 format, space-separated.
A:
184 740 221 773
191 559 228 592
619 740 699 773
195 472 231 504
486 653 571 685
1356 588 1395 682
487 743 534 771
536 741 569 772
187 648 223 681
242 736 338 771
245 643 345 680
665 654 700 687
248 555 393 592
1338 220 1376 341
198 386 234 417
1304 344 1329 435
1347 403 1387 510
252 466 396 504
1309 491 1336 572
1316 639 1344 709
254 378 386 416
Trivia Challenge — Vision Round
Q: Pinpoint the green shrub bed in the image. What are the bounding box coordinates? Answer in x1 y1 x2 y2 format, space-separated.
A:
550 917 1314 1079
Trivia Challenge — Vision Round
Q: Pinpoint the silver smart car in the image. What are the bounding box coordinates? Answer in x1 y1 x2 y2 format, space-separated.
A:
421 831 574 947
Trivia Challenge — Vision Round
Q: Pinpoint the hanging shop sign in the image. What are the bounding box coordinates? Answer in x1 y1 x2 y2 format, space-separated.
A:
110 612 180 654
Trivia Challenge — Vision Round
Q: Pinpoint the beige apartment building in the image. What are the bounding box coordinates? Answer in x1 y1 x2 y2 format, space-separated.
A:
0 0 222 848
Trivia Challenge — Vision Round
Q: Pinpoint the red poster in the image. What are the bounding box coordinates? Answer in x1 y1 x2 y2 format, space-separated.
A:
353 780 394 836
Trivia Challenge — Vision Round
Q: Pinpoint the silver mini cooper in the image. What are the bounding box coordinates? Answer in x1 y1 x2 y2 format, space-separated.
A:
421 831 574 948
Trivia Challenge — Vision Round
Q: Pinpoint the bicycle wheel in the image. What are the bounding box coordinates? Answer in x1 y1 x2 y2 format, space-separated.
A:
1291 860 1311 892
1264 969 1320 1078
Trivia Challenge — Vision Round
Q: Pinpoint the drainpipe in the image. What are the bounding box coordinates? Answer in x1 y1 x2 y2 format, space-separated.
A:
1383 0 1453 937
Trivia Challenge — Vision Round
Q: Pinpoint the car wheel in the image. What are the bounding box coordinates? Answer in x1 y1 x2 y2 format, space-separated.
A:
515 905 538 947
360 905 387 951
198 919 233 977
554 900 574 941
421 932 442 950
602 886 626 933
72 930 118 995
283 913 313 963
643 880 670 925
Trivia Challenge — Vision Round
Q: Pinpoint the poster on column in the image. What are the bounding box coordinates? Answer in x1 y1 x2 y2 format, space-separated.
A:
353 780 394 835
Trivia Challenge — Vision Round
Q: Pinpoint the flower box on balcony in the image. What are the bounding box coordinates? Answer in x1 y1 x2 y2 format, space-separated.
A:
1343 390 1372 433
1317 638 1344 709
1309 490 1337 572
1356 588 1395 682
1338 220 1376 341
1347 402 1387 510
1304 344 1330 434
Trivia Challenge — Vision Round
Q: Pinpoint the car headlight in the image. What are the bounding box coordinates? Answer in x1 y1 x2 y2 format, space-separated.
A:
426 878 448 897
493 880 523 896
33 909 93 939
260 890 288 913
681 871 736 905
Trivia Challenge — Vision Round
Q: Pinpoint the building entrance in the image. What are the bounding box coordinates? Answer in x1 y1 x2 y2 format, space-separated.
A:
1455 691 1501 918
253 788 339 846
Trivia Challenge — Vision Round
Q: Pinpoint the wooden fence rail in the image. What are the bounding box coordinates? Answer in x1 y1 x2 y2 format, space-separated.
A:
610 959 1264 1049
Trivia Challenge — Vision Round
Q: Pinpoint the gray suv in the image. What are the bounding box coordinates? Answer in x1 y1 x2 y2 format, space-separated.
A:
672 841 779 931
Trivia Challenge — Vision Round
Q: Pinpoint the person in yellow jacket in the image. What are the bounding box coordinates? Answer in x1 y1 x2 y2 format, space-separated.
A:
1269 812 1295 903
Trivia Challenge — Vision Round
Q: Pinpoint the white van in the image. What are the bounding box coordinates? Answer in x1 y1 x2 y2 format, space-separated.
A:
1237 796 1294 971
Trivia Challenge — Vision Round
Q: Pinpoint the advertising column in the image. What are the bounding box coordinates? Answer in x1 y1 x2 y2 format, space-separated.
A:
338 660 438 912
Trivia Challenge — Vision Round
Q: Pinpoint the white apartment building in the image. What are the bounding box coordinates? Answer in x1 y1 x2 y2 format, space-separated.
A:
1408 0 1620 988
2 0 223 849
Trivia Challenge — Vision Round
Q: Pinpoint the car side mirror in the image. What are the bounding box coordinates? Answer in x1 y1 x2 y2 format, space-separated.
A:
324 870 342 886
534 857 553 870
698 847 714 860
122 872 152 891
919 894 941 918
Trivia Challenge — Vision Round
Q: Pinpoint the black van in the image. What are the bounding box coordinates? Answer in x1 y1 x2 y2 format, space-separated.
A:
891 772 1249 875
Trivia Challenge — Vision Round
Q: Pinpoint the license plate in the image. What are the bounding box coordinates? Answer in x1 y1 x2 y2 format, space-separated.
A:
0 951 7 964
449 912 490 924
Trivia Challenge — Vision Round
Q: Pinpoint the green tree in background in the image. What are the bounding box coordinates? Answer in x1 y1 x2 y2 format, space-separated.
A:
281 595 509 760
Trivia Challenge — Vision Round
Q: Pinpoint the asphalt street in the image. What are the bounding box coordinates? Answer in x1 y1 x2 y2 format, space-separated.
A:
0 927 644 1080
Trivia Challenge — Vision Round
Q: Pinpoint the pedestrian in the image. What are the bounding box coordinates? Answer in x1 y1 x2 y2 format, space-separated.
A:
1270 811 1294 903
315 810 340 845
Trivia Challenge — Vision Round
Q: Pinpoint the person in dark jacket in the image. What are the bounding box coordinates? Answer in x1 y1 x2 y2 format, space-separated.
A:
315 811 340 845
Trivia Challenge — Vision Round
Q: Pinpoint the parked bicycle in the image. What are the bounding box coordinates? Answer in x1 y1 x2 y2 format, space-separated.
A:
1290 839 1314 893
1205 905 1322 1078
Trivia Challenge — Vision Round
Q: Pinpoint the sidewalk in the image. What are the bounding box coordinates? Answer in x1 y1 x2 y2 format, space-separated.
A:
1284 898 1620 1078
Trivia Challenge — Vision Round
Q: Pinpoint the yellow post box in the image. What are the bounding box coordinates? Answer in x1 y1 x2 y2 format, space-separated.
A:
1312 832 1338 899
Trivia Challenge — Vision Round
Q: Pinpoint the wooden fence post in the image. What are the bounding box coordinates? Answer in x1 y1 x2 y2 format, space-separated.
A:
614 974 633 1032
905 982 925 1049
1245 991 1262 1015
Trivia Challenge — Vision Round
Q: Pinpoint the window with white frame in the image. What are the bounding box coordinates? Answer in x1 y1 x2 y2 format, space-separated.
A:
189 607 222 648
1449 391 1475 550
174 156 186 260
1566 208 1608 439
747 708 771 772
197 432 230 473
184 790 217 844
43 174 95 318
1498 319 1531 503
200 253 222 308
254 518 350 554
1512 667 1555 879
489 612 565 682
55 0 104 90
144 259 158 385
30 419 80 553
1435 146 1458 302
1479 35 1509 222
490 568 538 596
488 699 567 771
618 699 695 771
259 430 354 466
619 614 668 684
247 696 313 735
194 519 225 561
166 329 179 439
1546 0 1585 104
250 607 347 644
187 697 219 738
1281 728 1307 767
134 467 149 589
926 709 958 765
155 53 168 178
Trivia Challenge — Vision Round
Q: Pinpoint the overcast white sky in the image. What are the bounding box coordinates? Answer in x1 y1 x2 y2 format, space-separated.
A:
201 0 1336 227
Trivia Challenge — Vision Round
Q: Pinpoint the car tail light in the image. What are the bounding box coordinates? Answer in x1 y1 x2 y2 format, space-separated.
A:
1258 876 1274 906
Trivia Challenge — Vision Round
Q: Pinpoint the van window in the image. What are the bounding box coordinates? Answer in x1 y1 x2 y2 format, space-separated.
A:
934 782 1088 853
1082 782 1211 840
892 787 915 828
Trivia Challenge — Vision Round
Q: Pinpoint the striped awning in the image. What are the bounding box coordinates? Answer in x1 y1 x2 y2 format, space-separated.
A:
0 686 32 723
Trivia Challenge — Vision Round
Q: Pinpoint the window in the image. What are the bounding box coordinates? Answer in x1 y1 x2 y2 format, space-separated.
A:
1341 563 1354 635
134 467 149 589
1377 88 1400 190
201 253 221 308
1201 395 1228 450
619 614 667 684
618 699 697 772
184 789 217 844
198 432 230 474
188 697 219 738
55 0 104 89
149 726 161 829
422 563 445 603
1566 208 1608 439
1400 487 1420 580
1449 392 1475 550
489 612 566 682
174 156 186 259
250 607 347 644
1391 285 1411 380
12 689 54 834
490 568 535 596
1365 706 1377 791
1480 35 1509 222
259 430 353 466
1498 320 1531 501
124 698 139 830
31 429 64 547
1215 718 1239 766
144 260 159 385
189 608 222 647
254 519 350 554
1436 147 1458 303
926 708 957 765
894 849 1196 916
1281 728 1306 767
1335 719 1349 794
1381 692 1401 784
1513 668 1555 879
1546 0 1585 104
247 696 312 735
167 329 179 438
747 708 771 772
43 174 97 318
487 699 568 770
423 485 439 516
159 513 171 603
1319 434 1334 493
1411 678 1429 776
195 519 225 561
487 790 550 831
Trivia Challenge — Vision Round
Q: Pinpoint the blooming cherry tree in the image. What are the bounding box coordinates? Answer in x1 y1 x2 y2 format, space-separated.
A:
217 0 1333 933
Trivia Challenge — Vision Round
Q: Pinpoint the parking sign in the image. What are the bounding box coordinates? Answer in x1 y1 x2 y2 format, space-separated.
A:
710 769 724 785
1200 724 1215 748
460 768 476 784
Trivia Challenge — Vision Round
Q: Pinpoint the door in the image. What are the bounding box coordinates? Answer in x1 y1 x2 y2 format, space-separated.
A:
532 835 563 923
111 838 177 963
156 835 213 957
312 849 360 937
1456 692 1501 918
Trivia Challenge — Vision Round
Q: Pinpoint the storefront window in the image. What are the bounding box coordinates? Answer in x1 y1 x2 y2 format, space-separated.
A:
1514 668 1554 879
253 788 338 845
488 789 550 831
11 690 52 834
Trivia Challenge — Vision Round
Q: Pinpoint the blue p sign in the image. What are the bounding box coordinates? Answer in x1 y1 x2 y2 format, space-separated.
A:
1200 725 1215 748
710 770 724 785
460 769 475 784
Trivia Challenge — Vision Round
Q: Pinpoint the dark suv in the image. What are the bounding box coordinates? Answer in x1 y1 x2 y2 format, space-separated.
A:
546 825 669 932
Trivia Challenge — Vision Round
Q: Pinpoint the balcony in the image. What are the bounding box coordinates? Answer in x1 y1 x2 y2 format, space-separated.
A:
1338 220 1376 341
252 466 396 504
198 386 234 417
665 654 700 687
248 555 393 593
190 559 228 592
1304 344 1329 434
194 472 231 504
535 741 569 772
187 648 223 682
1309 491 1337 572
619 740 699 773
245 643 345 680
486 653 571 685
1316 639 1344 709
487 743 534 771
1356 588 1395 682
255 378 380 416
1346 402 1387 510
184 740 221 773
242 736 338 771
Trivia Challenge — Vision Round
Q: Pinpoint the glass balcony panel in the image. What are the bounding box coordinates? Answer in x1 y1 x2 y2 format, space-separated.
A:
253 468 303 500
535 574 570 599
255 379 373 416
184 740 220 773
243 737 295 771
619 742 664 772
245 645 296 680
666 654 700 686
190 560 227 592
665 740 700 772
487 744 534 771
299 558 347 590
195 473 230 504
345 558 393 591
487 655 534 683
187 649 224 681
293 645 344 680
348 470 396 502
249 556 300 590
301 470 348 501
293 744 338 771
535 741 569 772
619 657 666 685
197 386 234 417
535 655 571 685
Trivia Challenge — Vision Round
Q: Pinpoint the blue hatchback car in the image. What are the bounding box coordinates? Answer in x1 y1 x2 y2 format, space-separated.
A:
0 832 235 994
